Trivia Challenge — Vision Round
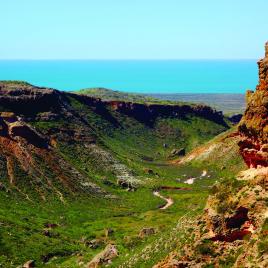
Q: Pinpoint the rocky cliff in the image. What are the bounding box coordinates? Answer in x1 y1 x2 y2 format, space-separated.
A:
155 42 268 268
0 82 63 116
238 42 268 167
0 81 229 201
0 81 227 127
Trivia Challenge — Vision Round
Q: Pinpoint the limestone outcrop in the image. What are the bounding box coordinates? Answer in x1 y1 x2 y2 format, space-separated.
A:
0 112 47 148
87 244 118 268
238 42 268 167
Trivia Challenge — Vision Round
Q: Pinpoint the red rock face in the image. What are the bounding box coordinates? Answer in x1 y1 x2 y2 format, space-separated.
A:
209 207 256 243
238 42 268 167
211 229 252 243
0 82 63 116
226 207 249 229
106 100 227 127
238 138 268 168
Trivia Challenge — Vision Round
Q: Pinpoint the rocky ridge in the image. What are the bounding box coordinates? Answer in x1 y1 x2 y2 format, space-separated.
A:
155 42 268 267
0 99 106 200
0 81 228 127
238 42 268 168
0 81 230 200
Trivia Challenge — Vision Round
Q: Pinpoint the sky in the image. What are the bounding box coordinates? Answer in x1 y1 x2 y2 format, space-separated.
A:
0 0 268 59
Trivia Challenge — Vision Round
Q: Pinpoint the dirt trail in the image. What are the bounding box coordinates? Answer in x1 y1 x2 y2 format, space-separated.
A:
6 156 15 184
153 191 174 210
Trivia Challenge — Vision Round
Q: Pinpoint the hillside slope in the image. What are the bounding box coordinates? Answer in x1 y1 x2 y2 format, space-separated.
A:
0 81 234 267
75 87 160 104
155 42 268 268
0 81 230 193
77 88 245 115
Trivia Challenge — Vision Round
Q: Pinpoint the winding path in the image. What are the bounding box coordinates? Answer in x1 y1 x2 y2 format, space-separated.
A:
153 191 174 210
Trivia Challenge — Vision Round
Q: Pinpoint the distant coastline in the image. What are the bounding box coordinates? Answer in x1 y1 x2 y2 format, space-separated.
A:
147 93 245 115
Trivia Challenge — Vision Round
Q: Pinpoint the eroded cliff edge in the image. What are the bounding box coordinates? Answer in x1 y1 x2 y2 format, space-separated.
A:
0 81 230 201
155 42 268 268
238 42 268 168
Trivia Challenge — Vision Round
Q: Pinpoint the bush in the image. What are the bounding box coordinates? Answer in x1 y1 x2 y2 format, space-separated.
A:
196 240 215 256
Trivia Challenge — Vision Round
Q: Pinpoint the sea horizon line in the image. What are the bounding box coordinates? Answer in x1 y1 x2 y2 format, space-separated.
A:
0 58 259 61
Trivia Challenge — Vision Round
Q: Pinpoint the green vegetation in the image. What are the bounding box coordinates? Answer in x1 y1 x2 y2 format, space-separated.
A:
75 88 159 103
31 120 66 130
0 87 245 267
196 239 216 256
75 88 245 115
75 88 192 106
258 218 268 255
209 176 247 214
0 173 209 267
0 80 32 86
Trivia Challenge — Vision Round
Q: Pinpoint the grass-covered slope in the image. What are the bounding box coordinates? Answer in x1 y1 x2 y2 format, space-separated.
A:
75 88 161 104
155 42 268 268
0 81 244 267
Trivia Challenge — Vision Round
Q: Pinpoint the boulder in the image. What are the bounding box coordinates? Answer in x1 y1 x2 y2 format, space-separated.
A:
143 168 154 175
170 148 186 157
85 239 103 249
22 260 35 268
117 179 136 190
117 179 129 188
105 228 114 238
139 227 156 238
87 244 118 268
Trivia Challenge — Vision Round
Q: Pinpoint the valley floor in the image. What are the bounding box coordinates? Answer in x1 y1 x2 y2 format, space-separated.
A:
0 81 245 267
0 158 242 268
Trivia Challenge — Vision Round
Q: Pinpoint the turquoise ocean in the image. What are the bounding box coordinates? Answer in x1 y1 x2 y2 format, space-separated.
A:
0 60 258 93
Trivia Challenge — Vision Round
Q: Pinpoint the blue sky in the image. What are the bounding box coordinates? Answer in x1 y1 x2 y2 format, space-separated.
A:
1 0 267 59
